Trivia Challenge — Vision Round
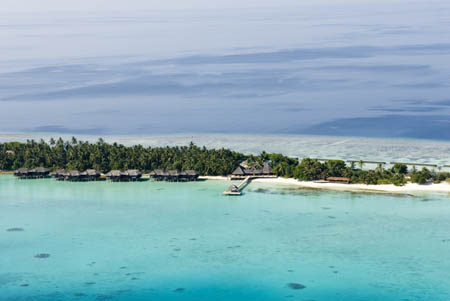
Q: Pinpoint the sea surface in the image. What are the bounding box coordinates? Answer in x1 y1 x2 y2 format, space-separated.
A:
1 1 450 139
1 175 450 300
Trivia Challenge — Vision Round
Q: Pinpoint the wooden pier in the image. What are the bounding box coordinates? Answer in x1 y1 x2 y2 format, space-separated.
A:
223 176 251 195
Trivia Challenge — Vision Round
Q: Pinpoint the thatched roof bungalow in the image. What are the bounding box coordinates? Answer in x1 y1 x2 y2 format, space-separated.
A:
86 169 101 179
149 169 199 182
50 169 68 180
14 167 50 179
231 162 274 178
105 169 142 182
123 169 142 181
327 177 351 184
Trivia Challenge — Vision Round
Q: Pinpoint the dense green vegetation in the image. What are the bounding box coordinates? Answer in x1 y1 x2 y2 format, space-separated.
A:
0 138 245 176
1 138 449 184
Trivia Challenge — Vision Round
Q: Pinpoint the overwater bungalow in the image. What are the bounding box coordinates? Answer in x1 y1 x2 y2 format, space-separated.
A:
124 169 142 181
50 169 102 181
149 169 199 182
50 169 68 180
105 170 122 182
105 169 142 182
149 169 168 181
231 162 275 179
67 170 84 181
184 170 200 181
86 169 101 180
13 167 50 179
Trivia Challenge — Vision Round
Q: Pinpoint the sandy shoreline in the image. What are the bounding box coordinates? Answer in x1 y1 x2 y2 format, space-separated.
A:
199 176 450 196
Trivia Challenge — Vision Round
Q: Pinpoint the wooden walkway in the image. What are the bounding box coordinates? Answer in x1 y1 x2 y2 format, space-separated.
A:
223 176 251 195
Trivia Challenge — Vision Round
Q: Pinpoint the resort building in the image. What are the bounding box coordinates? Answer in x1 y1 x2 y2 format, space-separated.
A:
149 169 199 182
230 162 275 179
50 169 102 181
105 169 142 182
327 177 351 184
13 167 50 179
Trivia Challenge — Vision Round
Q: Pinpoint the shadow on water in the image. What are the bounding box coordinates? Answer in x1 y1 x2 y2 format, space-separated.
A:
2 279 429 301
248 186 420 199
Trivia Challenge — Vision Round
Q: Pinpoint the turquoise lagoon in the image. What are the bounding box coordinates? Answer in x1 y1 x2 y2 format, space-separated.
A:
1 175 450 300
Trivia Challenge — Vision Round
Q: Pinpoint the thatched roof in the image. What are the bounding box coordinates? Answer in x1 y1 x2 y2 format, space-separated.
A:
15 168 30 174
86 169 100 176
232 166 245 175
185 170 199 176
126 169 142 177
168 170 179 176
33 167 50 173
327 177 350 182
244 167 261 174
150 169 166 176
106 170 122 177
69 170 81 177
239 160 249 168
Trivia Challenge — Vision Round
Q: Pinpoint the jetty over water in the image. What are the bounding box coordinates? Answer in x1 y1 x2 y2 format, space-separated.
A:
223 176 251 195
224 161 277 195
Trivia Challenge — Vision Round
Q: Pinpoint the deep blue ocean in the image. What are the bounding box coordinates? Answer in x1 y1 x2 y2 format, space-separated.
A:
1 1 450 139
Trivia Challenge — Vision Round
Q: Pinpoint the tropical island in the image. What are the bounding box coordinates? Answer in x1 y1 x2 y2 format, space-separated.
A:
1 138 450 194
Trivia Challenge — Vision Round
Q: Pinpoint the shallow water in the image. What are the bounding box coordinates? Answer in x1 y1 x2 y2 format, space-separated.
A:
1 175 450 300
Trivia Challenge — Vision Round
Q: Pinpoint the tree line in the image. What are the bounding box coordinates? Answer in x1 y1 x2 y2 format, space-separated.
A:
0 138 245 176
1 138 449 184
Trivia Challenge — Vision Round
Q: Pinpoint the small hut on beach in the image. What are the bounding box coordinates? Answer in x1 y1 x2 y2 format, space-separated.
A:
327 177 351 184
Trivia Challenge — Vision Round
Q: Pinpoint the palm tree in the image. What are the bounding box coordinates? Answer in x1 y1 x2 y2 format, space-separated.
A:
377 163 384 172
358 160 364 170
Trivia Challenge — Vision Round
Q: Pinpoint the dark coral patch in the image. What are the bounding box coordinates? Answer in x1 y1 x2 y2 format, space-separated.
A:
7 227 24 232
287 283 306 290
34 253 50 258
173 288 185 293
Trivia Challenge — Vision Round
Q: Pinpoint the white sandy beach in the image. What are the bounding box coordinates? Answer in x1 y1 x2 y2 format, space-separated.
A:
199 176 450 195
